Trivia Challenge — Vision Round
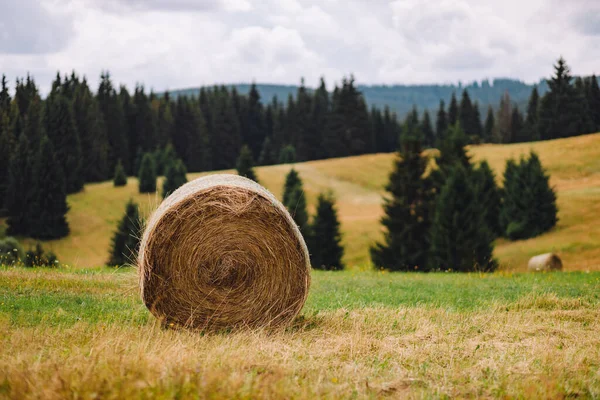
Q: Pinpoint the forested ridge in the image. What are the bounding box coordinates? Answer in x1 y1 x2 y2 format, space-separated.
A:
0 57 598 240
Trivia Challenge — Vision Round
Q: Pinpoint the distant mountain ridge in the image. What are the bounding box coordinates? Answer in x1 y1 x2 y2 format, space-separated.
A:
167 78 549 118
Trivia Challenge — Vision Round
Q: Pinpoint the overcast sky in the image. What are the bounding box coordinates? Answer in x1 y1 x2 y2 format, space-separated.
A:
1 0 599 93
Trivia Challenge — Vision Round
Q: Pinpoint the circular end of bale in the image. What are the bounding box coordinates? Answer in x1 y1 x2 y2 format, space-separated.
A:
527 253 563 272
138 174 311 330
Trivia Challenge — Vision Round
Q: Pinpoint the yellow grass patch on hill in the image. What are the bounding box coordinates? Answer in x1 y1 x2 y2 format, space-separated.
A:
2 133 600 270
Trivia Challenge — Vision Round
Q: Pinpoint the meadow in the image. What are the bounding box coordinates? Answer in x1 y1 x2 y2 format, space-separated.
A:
1 267 599 398
4 132 600 271
2 133 600 398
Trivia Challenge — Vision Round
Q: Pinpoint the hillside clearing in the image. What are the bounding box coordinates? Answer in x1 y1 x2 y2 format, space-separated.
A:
2 133 600 270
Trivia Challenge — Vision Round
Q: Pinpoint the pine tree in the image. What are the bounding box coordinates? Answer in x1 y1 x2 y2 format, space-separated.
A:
588 75 600 131
107 199 142 267
279 144 296 164
511 106 526 142
538 57 583 140
436 100 448 142
421 110 435 148
311 77 330 159
211 91 242 170
0 75 10 115
97 72 129 173
493 91 512 143
0 113 16 206
73 79 109 182
370 127 433 271
448 93 459 127
258 137 276 166
286 184 310 240
500 152 558 240
236 145 258 182
6 135 35 235
429 165 497 272
311 192 344 270
29 136 69 240
283 168 301 207
484 105 495 142
45 94 84 193
523 87 540 141
113 160 127 187
22 96 44 147
162 159 188 198
138 153 157 193
473 161 501 237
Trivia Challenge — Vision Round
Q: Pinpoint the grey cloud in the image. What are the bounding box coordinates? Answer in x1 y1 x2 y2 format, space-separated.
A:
436 48 494 71
87 0 241 13
572 9 600 36
0 0 74 54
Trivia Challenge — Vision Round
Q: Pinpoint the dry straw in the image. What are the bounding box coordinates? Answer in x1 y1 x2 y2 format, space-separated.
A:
138 174 311 331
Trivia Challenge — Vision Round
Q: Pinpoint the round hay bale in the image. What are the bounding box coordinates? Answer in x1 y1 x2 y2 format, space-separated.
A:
527 253 563 272
138 174 311 330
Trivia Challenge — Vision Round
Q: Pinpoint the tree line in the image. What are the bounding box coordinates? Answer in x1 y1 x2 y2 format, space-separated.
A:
0 57 596 242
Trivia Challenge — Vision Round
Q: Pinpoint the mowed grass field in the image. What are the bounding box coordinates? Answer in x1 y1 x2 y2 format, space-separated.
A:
2 134 600 398
2 132 600 271
1 268 599 398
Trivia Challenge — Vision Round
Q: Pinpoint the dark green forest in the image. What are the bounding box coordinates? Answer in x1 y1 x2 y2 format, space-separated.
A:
0 57 598 241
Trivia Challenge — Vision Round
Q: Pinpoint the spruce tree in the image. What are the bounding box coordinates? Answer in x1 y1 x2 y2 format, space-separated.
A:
500 152 558 240
0 75 10 115
431 122 472 189
113 160 127 187
283 168 302 208
484 105 495 143
279 145 296 164
511 106 526 142
524 87 540 141
436 100 448 142
370 128 433 271
448 93 459 126
73 80 109 182
211 91 242 170
538 57 583 140
138 153 157 193
493 91 513 143
162 159 188 198
29 136 69 240
310 78 330 159
459 90 474 135
6 135 35 236
286 183 310 240
473 160 501 237
311 192 344 270
45 94 84 193
588 75 600 131
0 113 16 206
23 96 44 147
236 145 259 182
258 137 276 166
97 72 129 174
429 165 497 272
421 110 435 148
107 199 142 267
244 83 266 159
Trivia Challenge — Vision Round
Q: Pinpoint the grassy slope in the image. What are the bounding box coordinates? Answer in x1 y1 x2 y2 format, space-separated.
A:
1 268 599 398
2 132 600 270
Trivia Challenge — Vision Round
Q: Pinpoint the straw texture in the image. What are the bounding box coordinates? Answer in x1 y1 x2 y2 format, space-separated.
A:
138 174 311 330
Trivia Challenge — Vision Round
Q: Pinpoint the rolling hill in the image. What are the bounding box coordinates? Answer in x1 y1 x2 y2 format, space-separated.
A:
2 132 600 271
167 78 549 118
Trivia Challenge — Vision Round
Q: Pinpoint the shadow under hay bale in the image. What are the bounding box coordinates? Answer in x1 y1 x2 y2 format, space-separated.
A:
527 253 563 272
138 174 311 331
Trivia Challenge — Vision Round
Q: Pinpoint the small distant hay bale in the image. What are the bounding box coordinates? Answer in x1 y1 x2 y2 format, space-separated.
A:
138 174 311 331
527 253 563 272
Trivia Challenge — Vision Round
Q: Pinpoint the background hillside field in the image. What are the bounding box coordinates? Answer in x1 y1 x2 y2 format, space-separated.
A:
3 132 600 271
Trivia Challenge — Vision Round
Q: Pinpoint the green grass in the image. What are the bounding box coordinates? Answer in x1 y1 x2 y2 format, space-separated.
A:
3 267 599 327
2 267 599 398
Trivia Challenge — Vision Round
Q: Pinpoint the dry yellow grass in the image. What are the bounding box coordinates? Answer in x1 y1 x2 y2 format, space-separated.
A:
2 300 599 399
2 132 600 270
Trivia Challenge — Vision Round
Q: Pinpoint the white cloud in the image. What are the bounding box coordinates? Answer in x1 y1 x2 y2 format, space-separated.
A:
0 0 598 94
